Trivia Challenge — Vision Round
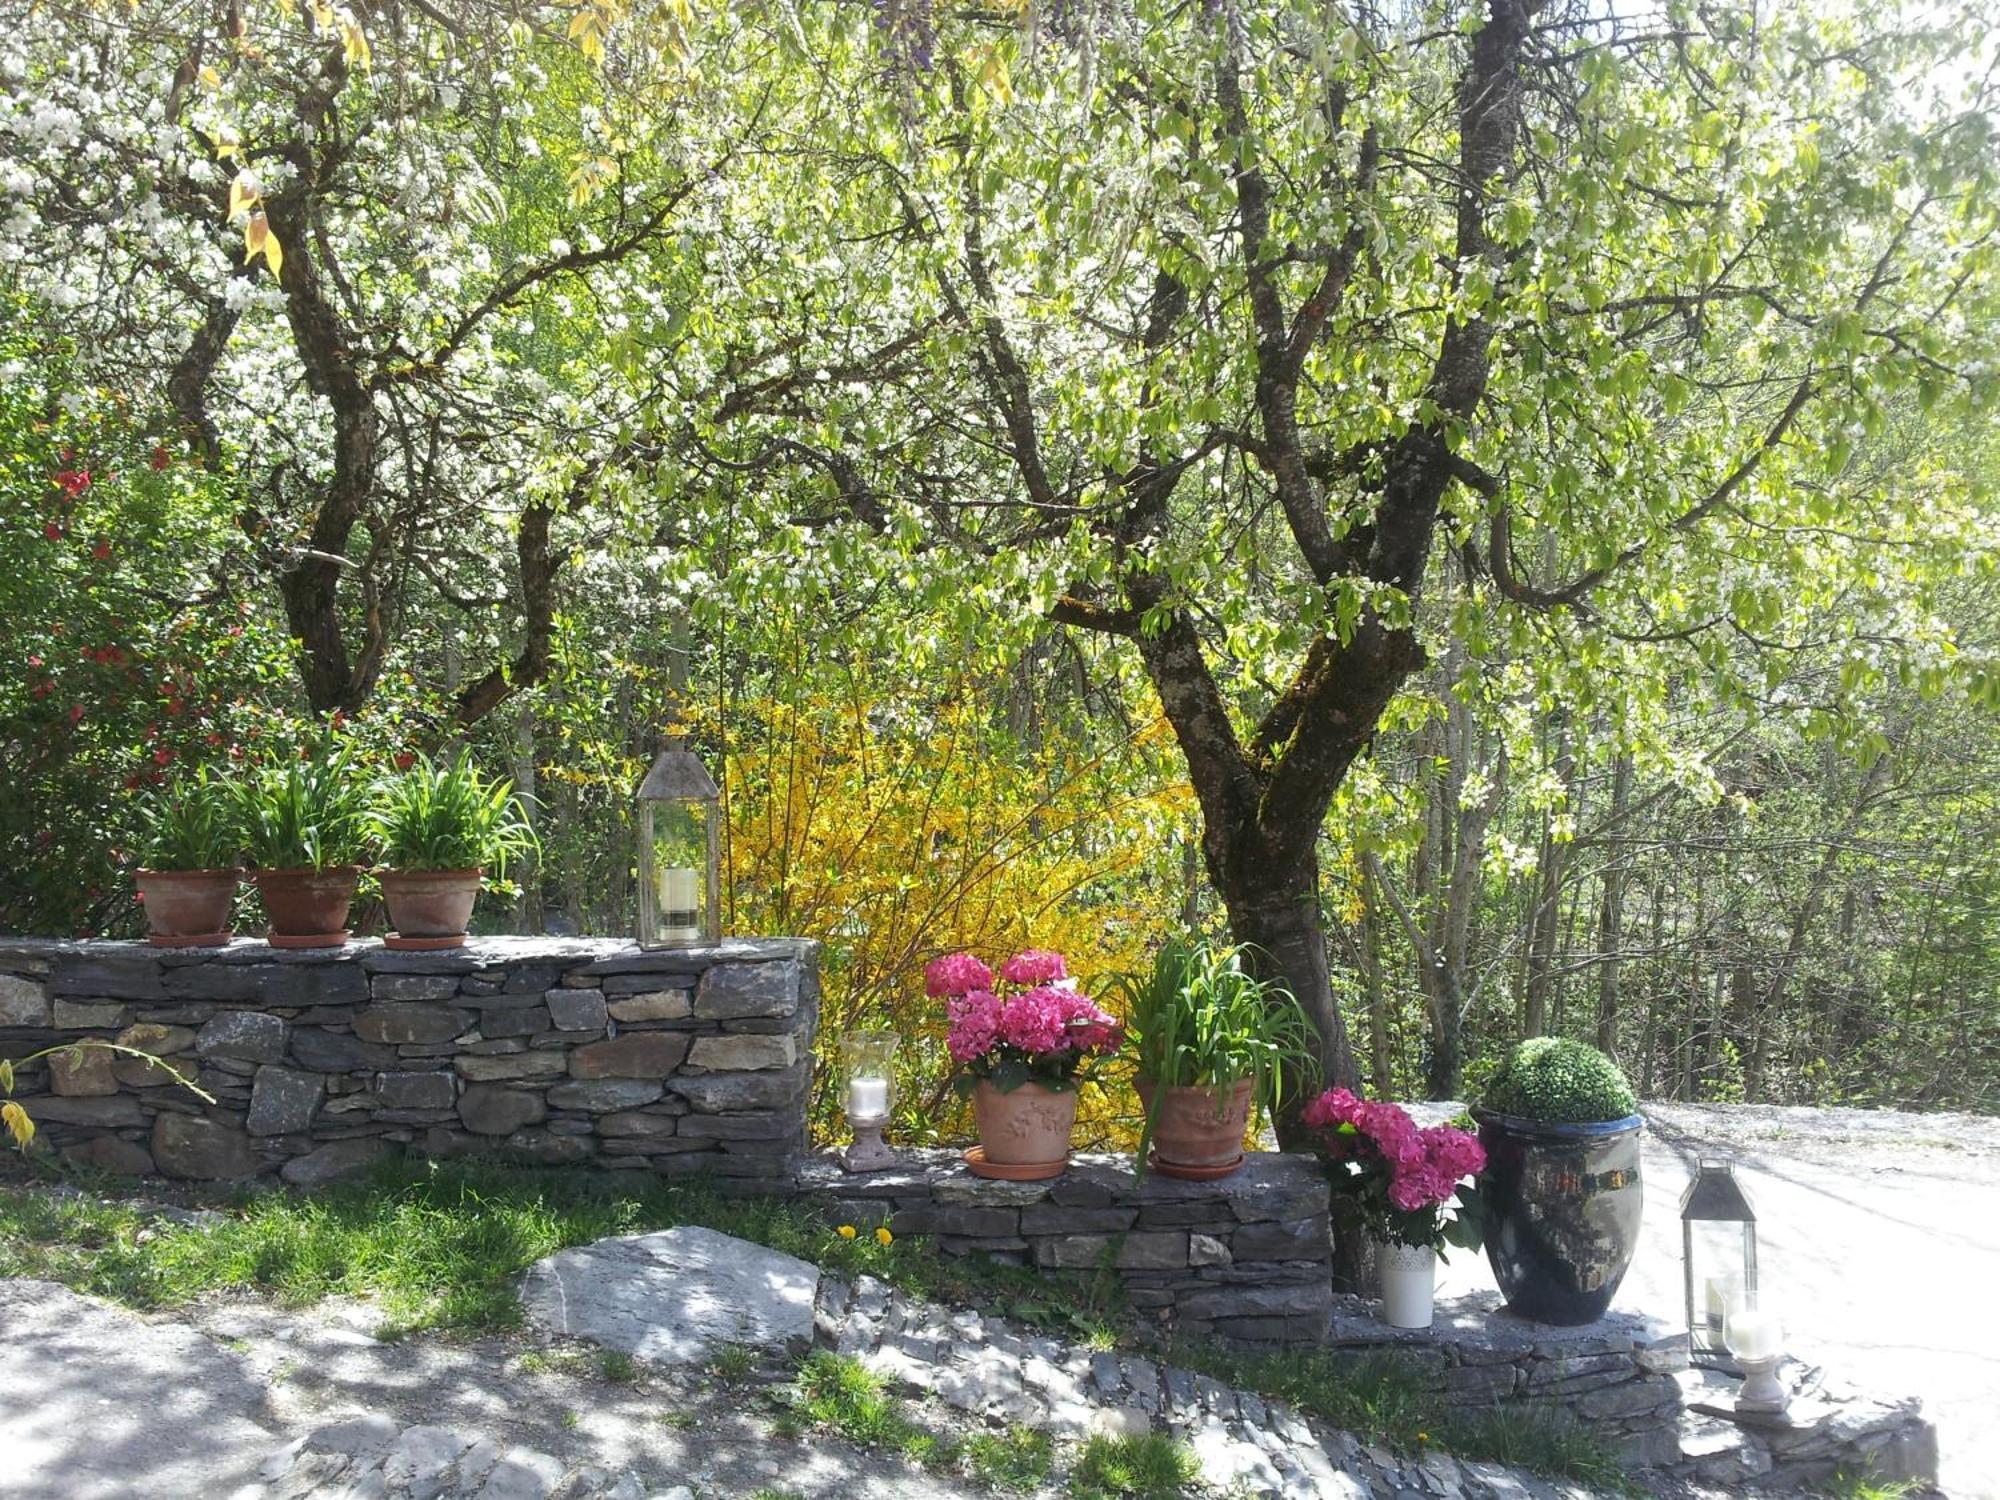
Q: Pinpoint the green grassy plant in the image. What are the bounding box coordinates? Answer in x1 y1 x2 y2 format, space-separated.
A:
1103 938 1318 1173
961 1426 1055 1492
1067 1432 1200 1499
135 769 241 870
235 740 368 871
369 753 537 875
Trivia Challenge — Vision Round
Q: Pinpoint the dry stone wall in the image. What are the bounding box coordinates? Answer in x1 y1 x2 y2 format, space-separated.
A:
0 936 817 1187
796 1148 1335 1345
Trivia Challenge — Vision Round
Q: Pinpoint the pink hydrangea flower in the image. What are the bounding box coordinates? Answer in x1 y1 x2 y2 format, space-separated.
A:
925 952 994 999
1356 1100 1424 1167
945 989 1000 1061
1301 1087 1363 1132
1421 1123 1486 1181
1388 1165 1453 1212
1059 989 1123 1053
999 949 1068 986
996 985 1070 1052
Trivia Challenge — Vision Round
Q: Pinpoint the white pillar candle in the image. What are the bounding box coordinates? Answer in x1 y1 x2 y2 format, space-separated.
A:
658 866 700 939
848 1076 890 1120
1727 1308 1784 1363
1704 1275 1740 1332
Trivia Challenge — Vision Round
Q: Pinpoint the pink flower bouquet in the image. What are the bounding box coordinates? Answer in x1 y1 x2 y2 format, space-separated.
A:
929 948 1122 1094
1301 1088 1486 1253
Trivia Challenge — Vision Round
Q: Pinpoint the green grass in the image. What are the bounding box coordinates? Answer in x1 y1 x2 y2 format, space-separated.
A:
1822 1471 1917 1500
791 1350 956 1468
707 1342 760 1384
1067 1433 1200 1499
961 1426 1056 1492
0 1157 1628 1492
0 1156 940 1336
0 1154 1110 1341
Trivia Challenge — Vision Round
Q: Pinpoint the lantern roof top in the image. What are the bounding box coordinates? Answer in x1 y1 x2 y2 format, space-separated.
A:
1680 1159 1756 1222
638 744 719 802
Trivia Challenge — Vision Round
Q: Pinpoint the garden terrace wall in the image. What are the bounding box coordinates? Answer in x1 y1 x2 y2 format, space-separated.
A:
1326 1291 1688 1468
796 1148 1335 1345
0 936 817 1187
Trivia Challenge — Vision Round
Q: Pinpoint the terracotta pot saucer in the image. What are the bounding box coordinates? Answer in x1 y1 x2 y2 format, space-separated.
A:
267 930 350 949
147 931 233 949
1147 1151 1246 1182
384 932 469 951
963 1145 1068 1181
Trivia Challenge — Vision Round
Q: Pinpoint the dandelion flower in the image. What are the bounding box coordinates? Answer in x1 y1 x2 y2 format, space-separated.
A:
836 1224 857 1240
874 1227 894 1246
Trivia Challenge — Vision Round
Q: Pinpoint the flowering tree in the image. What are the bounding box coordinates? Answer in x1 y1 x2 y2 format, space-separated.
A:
0 0 758 717
682 0 2000 1102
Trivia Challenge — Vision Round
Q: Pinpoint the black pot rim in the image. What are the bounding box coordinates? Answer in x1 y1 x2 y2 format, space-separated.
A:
1471 1106 1644 1139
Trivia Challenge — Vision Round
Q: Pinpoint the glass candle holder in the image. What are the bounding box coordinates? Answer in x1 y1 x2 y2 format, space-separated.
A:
839 1029 900 1173
1726 1302 1789 1414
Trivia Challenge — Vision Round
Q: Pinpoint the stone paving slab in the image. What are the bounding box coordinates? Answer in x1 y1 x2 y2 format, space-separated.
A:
0 1279 281 1499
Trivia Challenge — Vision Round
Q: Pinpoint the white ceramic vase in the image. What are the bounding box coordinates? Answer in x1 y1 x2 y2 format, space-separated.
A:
1378 1240 1437 1329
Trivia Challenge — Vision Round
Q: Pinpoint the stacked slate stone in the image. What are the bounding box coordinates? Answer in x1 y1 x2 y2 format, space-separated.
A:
0 936 817 1188
1325 1291 1689 1468
798 1149 1334 1345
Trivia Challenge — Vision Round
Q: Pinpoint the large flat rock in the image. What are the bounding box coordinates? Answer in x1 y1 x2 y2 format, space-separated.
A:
0 1280 280 1499
519 1225 818 1366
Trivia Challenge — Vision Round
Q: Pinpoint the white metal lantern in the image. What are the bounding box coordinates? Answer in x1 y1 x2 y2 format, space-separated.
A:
1680 1159 1759 1369
635 743 721 949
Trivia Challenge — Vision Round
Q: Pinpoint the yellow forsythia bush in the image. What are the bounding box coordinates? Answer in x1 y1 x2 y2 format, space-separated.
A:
712 694 1193 1148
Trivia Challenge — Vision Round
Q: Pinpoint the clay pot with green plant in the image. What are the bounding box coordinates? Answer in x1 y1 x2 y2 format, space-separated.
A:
132 769 242 947
1473 1037 1645 1325
368 753 538 949
235 742 369 948
1107 937 1318 1180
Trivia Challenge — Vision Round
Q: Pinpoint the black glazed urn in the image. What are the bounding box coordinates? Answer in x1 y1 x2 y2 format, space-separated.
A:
1473 1108 1644 1326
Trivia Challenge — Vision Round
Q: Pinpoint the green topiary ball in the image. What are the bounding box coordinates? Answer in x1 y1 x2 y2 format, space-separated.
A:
1481 1037 1638 1124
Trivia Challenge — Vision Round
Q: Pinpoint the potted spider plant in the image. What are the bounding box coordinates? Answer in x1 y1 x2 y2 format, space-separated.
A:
1107 937 1318 1181
132 769 242 947
369 752 537 950
235 740 370 948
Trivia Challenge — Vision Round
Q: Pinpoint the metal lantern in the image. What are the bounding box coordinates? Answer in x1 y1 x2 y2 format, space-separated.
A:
1680 1159 1759 1369
635 743 721 949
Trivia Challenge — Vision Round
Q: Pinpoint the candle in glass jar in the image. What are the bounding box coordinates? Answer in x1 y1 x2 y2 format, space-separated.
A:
848 1076 890 1120
658 866 700 939
1727 1307 1784 1363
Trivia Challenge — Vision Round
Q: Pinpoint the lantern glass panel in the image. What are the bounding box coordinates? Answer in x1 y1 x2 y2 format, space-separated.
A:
1686 1221 1754 1357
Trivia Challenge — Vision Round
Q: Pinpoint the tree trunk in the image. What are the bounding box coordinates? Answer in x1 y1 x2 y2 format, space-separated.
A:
1360 870 1393 1095
1595 752 1633 1056
1219 852 1355 1133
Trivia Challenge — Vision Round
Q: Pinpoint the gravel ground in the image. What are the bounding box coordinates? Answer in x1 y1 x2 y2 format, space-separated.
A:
1433 1103 2000 1499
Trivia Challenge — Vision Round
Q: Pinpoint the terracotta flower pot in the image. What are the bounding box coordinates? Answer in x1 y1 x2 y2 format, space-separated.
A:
1137 1075 1254 1178
250 866 362 948
380 868 482 950
970 1079 1078 1179
135 868 241 947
